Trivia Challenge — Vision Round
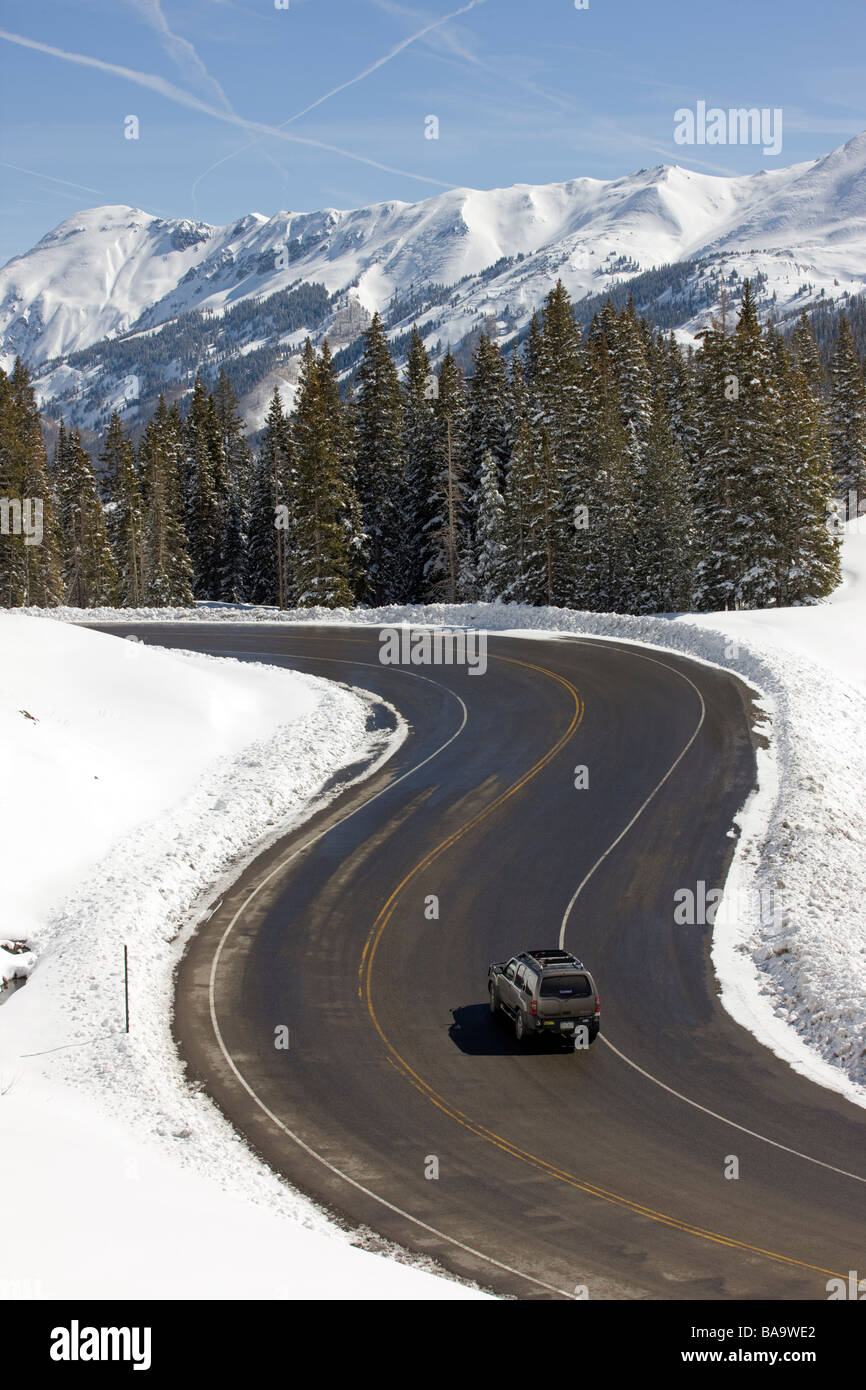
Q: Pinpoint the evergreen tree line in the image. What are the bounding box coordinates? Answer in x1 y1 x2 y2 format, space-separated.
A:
2 278 864 613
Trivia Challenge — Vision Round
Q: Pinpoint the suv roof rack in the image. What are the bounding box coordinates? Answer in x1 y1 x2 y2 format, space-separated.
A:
523 948 584 968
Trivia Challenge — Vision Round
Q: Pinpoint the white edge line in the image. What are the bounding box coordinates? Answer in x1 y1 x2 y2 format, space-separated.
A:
558 640 866 1186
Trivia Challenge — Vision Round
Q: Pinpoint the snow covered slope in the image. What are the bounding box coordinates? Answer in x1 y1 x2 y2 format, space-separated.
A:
2 132 864 427
0 208 267 369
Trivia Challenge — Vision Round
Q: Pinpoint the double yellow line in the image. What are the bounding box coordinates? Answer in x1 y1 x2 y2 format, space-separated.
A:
357 652 845 1283
358 653 584 997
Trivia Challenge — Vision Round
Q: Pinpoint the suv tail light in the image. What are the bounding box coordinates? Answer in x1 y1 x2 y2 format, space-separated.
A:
530 999 537 1016
594 996 601 1014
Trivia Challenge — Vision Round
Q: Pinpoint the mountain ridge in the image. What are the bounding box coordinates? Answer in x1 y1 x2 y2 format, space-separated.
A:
3 131 864 430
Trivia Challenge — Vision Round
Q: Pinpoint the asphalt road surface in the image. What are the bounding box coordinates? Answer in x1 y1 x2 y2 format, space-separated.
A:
95 622 866 1300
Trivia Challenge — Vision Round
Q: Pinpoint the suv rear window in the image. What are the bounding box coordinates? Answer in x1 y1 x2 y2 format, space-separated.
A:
540 973 591 998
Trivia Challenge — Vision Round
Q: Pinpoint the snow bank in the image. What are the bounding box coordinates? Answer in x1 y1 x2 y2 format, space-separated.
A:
2 613 341 940
21 523 866 1106
0 614 486 1299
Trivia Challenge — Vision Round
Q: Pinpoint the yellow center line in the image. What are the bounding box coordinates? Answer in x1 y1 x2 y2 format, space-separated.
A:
359 652 846 1284
358 654 583 983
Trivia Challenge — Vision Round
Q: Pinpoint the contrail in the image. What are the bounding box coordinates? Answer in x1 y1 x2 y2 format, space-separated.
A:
126 0 287 189
0 30 457 193
190 0 486 205
125 0 234 111
291 0 486 124
0 161 104 196
371 0 484 68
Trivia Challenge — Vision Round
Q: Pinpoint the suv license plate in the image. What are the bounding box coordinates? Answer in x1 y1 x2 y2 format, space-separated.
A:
561 1021 574 1031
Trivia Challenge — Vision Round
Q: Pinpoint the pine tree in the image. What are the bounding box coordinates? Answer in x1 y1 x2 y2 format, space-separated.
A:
632 388 696 612
508 348 530 448
609 298 653 470
529 282 583 468
727 281 785 607
290 339 358 607
402 327 437 602
828 314 866 505
184 375 230 599
771 332 841 604
532 428 560 607
526 282 584 604
320 340 367 602
0 369 26 605
0 360 63 606
247 387 295 606
55 424 119 607
424 351 471 602
213 370 253 601
474 449 507 601
791 308 826 396
354 312 405 604
140 397 195 606
501 422 561 606
583 300 655 610
523 311 544 391
579 332 634 611
467 333 511 495
99 410 127 506
692 317 741 610
99 412 144 607
501 417 536 603
658 331 700 480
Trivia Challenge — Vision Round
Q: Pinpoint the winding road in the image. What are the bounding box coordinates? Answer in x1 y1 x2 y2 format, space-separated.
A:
96 622 866 1300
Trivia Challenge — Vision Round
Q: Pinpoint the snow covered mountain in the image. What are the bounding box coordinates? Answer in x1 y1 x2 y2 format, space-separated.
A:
2 131 865 430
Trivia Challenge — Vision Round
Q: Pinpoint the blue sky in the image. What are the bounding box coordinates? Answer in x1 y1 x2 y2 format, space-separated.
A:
0 0 864 263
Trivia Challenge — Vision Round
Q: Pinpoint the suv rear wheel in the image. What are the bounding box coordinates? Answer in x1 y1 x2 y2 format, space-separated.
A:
514 1010 527 1042
488 984 498 1015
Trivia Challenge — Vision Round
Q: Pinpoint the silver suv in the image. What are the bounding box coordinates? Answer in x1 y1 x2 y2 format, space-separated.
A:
488 949 600 1049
